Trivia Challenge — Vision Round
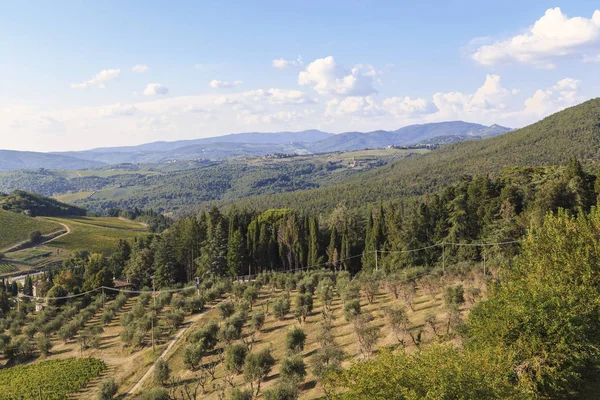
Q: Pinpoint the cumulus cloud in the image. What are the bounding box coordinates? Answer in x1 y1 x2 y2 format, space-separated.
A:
99 103 138 117
272 56 303 69
71 68 120 89
325 96 383 118
382 97 437 117
432 75 517 119
143 83 169 96
132 65 149 73
521 78 581 117
472 8 600 68
209 80 243 89
325 95 436 119
298 56 378 96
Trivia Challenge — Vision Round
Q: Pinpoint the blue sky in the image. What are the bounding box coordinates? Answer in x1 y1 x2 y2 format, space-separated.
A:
1 1 599 151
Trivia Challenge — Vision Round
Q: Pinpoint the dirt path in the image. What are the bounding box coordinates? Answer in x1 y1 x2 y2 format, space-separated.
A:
123 308 212 397
44 220 72 243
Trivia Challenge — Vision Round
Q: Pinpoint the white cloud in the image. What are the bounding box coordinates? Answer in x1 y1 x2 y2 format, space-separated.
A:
214 88 316 106
272 56 303 69
71 68 120 89
183 105 209 113
209 80 243 89
472 8 600 68
521 78 581 117
325 96 383 118
583 54 600 63
143 83 169 96
132 65 149 73
236 108 313 125
325 95 435 119
100 103 138 117
432 75 516 119
382 97 436 117
298 56 378 96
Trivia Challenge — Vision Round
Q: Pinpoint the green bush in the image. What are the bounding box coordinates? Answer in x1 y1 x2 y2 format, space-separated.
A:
225 343 249 374
286 326 306 354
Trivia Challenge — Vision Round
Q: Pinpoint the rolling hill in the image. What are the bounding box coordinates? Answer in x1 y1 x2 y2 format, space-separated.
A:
0 150 105 171
211 98 600 213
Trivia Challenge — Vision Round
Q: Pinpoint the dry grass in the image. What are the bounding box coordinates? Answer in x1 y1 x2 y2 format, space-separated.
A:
162 274 483 399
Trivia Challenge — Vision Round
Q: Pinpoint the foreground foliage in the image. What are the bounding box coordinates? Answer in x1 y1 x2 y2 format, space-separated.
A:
327 207 600 398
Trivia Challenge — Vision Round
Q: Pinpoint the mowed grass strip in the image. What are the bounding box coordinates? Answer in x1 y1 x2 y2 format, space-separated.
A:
43 216 148 254
0 210 63 249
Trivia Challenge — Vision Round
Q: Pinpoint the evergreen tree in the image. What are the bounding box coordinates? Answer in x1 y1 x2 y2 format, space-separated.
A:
327 225 338 268
362 212 376 271
227 229 245 277
307 216 319 268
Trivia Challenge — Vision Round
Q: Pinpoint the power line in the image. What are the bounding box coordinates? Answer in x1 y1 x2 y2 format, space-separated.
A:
14 239 519 301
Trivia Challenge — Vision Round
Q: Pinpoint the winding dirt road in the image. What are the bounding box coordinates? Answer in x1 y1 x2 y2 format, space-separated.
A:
123 307 212 397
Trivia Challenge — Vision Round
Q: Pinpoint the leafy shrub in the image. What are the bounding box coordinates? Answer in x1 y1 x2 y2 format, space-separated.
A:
343 298 361 321
280 354 306 383
225 343 249 374
218 302 236 319
286 326 306 354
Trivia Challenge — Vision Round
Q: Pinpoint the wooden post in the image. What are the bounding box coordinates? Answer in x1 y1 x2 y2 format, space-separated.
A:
483 251 487 276
442 242 446 275
152 278 156 353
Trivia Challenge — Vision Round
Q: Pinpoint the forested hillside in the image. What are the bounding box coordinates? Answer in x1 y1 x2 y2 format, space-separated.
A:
0 190 86 217
217 98 600 214
0 149 422 214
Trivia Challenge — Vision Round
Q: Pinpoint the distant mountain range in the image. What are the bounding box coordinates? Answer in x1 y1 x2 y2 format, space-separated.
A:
0 122 510 170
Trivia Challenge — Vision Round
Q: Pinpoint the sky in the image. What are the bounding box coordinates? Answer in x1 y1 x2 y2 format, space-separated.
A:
1 0 599 152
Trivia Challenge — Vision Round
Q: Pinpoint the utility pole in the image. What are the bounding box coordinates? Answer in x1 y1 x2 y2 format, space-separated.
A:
151 276 156 353
442 242 446 275
375 250 378 272
483 250 487 276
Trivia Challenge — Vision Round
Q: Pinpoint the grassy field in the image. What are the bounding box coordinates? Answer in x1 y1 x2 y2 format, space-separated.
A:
43 216 149 254
88 185 149 201
0 210 63 249
54 191 94 203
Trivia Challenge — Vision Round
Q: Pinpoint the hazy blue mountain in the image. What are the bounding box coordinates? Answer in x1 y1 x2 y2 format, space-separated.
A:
1 122 510 170
63 129 333 154
0 150 105 171
308 122 511 153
